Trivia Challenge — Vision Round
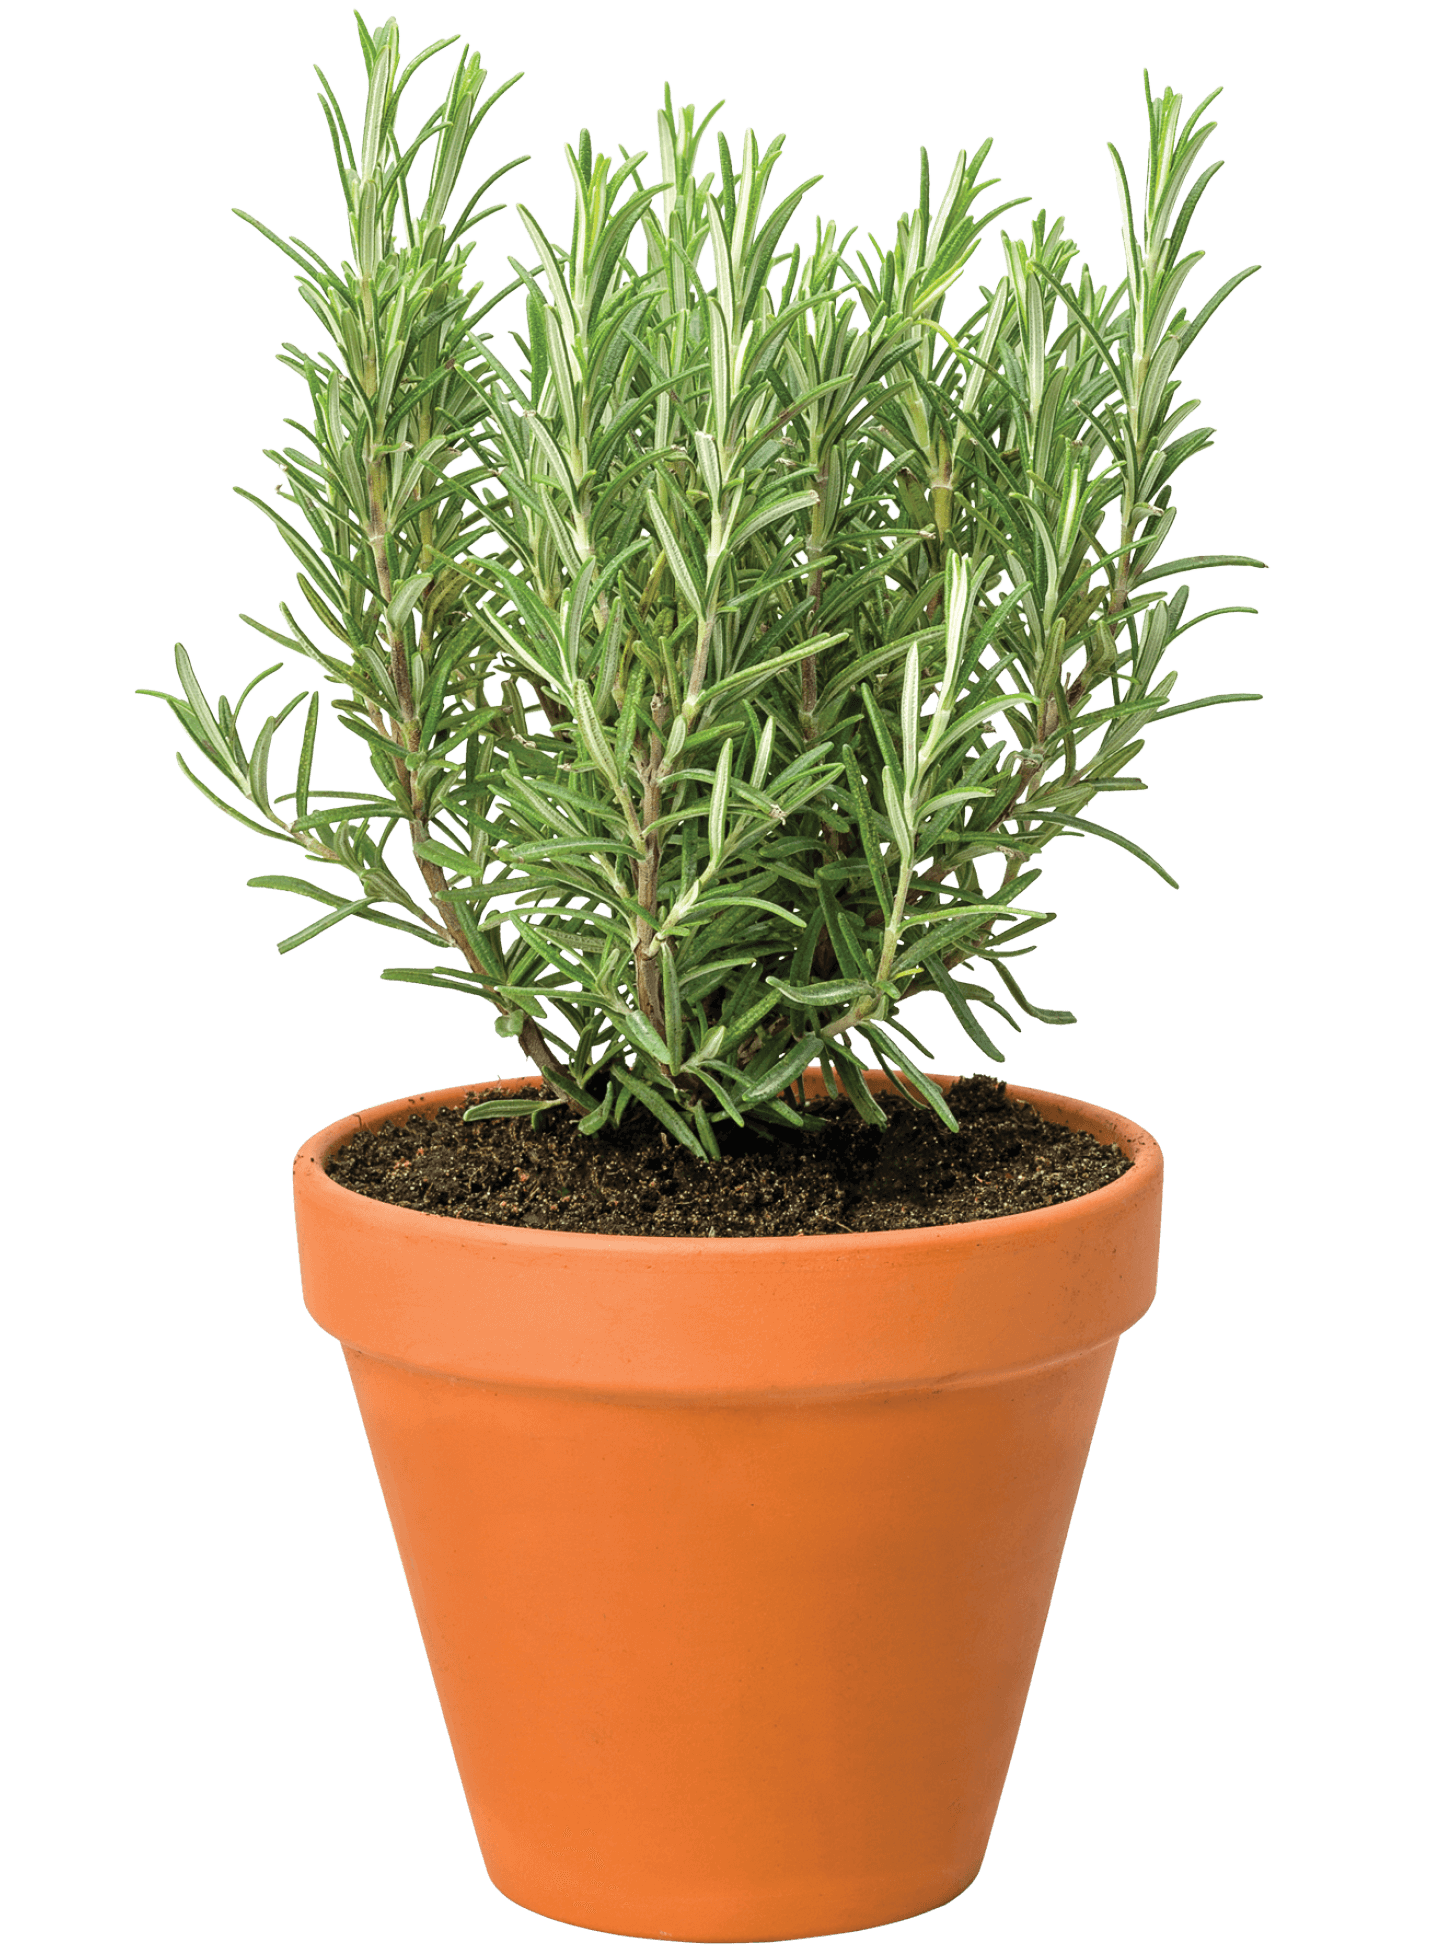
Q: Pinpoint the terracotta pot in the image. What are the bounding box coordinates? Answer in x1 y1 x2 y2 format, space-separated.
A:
294 1073 1162 1942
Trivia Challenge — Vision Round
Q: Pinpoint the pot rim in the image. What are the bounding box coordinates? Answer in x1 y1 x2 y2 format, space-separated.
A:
294 1071 1160 1257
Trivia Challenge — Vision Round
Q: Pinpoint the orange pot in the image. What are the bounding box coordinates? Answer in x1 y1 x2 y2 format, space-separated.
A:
294 1073 1162 1942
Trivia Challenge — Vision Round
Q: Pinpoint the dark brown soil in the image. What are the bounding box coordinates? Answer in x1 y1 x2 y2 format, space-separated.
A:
326 1076 1130 1237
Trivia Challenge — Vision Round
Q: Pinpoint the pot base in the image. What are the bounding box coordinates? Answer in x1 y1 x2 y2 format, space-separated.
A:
493 1863 978 1941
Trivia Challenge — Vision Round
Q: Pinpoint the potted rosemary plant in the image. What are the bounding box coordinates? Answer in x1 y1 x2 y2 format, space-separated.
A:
146 16 1259 1938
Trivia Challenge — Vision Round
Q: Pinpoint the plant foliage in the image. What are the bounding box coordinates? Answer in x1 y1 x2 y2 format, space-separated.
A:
146 15 1261 1153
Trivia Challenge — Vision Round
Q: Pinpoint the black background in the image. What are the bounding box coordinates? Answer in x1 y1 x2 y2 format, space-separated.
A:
113 7 1317 1933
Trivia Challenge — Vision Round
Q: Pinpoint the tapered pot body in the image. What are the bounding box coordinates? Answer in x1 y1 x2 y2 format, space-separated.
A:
295 1076 1162 1942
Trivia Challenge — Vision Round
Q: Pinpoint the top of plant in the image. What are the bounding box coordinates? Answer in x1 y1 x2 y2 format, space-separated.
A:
145 14 1261 1155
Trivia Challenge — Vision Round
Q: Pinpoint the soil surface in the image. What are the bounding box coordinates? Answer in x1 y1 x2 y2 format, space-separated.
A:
326 1075 1130 1237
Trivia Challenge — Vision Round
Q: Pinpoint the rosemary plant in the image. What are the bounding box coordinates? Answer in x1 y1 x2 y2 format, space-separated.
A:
146 16 1261 1156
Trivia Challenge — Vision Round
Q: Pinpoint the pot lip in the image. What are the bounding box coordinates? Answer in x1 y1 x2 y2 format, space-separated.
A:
294 1072 1161 1257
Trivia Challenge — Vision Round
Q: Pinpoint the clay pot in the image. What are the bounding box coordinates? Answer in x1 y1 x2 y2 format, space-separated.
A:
294 1073 1162 1942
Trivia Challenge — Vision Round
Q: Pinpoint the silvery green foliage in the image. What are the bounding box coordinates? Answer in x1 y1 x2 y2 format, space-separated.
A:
146 15 1260 1154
